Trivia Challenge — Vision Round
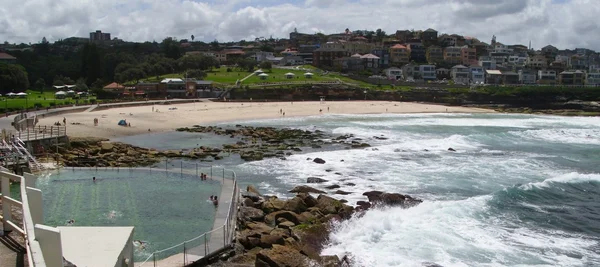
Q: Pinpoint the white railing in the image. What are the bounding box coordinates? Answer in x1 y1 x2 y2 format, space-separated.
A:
0 169 46 266
13 137 44 172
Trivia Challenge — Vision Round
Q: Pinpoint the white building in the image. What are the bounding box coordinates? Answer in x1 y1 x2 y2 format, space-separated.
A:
384 67 403 80
419 65 437 81
254 51 275 62
586 72 600 86
519 70 537 84
478 57 497 70
555 55 572 67
451 65 470 84
469 65 485 84
508 55 527 66
538 70 557 84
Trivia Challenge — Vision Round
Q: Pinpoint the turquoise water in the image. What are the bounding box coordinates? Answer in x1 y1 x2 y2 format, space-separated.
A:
36 169 221 261
113 113 600 266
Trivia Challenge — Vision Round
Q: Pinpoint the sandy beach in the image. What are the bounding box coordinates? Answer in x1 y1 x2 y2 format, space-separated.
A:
38 101 494 139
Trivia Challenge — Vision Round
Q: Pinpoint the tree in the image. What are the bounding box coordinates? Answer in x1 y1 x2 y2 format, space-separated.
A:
81 43 102 85
0 63 29 93
191 35 195 42
186 69 206 79
259 61 272 72
75 78 89 91
375 29 386 42
34 78 46 92
161 37 181 59
237 58 257 72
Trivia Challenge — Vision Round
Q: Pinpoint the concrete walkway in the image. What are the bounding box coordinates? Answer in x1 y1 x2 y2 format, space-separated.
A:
139 177 237 267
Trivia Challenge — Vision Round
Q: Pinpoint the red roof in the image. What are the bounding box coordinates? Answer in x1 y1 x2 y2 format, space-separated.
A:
103 82 125 90
391 44 407 49
0 52 16 60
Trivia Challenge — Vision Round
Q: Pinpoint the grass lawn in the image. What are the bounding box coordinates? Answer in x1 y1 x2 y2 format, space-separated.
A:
0 90 96 111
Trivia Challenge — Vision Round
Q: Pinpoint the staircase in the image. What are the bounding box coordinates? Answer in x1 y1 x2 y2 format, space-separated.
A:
11 138 44 173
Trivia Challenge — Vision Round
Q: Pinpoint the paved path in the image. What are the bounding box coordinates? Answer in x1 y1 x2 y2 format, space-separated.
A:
138 177 237 267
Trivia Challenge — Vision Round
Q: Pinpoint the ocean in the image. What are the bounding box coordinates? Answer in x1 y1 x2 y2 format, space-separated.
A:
118 113 600 266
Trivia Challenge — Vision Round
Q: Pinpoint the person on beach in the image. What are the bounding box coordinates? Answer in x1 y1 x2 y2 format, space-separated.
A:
209 195 214 201
212 196 218 206
63 117 66 125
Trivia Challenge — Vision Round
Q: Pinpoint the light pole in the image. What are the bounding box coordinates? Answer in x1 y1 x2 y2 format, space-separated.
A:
363 90 367 100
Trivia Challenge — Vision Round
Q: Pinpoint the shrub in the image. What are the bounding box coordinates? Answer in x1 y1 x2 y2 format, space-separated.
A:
90 99 97 104
226 68 232 72
33 103 43 108
49 102 56 107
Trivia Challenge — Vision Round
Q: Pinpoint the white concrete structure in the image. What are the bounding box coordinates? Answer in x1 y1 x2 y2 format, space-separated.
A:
538 70 557 84
253 51 274 62
58 227 134 267
0 169 135 267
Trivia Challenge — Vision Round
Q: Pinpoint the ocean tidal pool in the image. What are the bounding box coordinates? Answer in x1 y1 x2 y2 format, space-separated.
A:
36 168 221 261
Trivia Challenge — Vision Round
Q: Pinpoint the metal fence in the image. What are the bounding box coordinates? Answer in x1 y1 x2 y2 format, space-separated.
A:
3 125 67 142
59 162 240 267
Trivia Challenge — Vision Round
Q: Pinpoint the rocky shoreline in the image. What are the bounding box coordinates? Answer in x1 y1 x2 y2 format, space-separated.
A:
207 185 422 267
60 126 375 167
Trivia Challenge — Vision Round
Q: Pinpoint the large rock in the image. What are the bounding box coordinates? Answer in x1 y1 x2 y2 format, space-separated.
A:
246 222 274 234
262 198 287 214
289 185 326 194
259 233 285 248
362 191 423 208
239 206 265 222
313 158 326 164
247 185 261 195
264 211 301 225
283 197 308 214
296 193 318 208
256 245 316 267
307 177 328 183
315 195 344 215
242 192 261 202
100 142 114 152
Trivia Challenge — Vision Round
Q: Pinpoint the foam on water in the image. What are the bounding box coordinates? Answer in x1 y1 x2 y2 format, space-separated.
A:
323 196 599 267
222 113 600 266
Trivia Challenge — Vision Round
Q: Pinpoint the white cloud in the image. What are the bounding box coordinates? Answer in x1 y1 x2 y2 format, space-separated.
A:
0 0 599 50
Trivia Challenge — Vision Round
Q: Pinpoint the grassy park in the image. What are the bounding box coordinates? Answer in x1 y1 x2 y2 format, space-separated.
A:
0 90 96 112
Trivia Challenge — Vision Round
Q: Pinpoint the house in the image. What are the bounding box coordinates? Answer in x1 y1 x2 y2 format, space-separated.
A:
402 63 420 80
408 43 426 63
444 47 462 65
346 42 377 54
508 55 527 66
571 55 589 70
280 55 304 66
159 78 186 98
389 44 411 66
334 57 364 72
478 57 497 70
371 49 390 69
502 71 519 84
438 34 457 47
313 48 350 68
422 28 438 42
135 82 160 97
555 55 572 68
461 46 477 66
537 70 557 84
426 46 444 64
559 70 585 85
470 65 486 84
451 65 470 84
526 54 548 69
384 67 403 80
0 52 17 64
254 51 274 62
223 49 245 62
585 72 600 86
486 69 503 84
267 57 283 65
419 65 437 81
518 69 537 84
360 54 380 69
437 68 451 80
589 65 600 73
395 30 413 43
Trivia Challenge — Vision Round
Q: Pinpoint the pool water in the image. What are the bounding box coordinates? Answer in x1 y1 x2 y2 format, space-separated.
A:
36 169 221 261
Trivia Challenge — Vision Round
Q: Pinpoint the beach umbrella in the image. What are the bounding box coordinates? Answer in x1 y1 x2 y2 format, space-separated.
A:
16 92 27 96
285 72 295 79
55 91 66 95
254 69 264 74
304 72 314 78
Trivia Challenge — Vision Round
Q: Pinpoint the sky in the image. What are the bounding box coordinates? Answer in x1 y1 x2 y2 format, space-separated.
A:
0 0 598 50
